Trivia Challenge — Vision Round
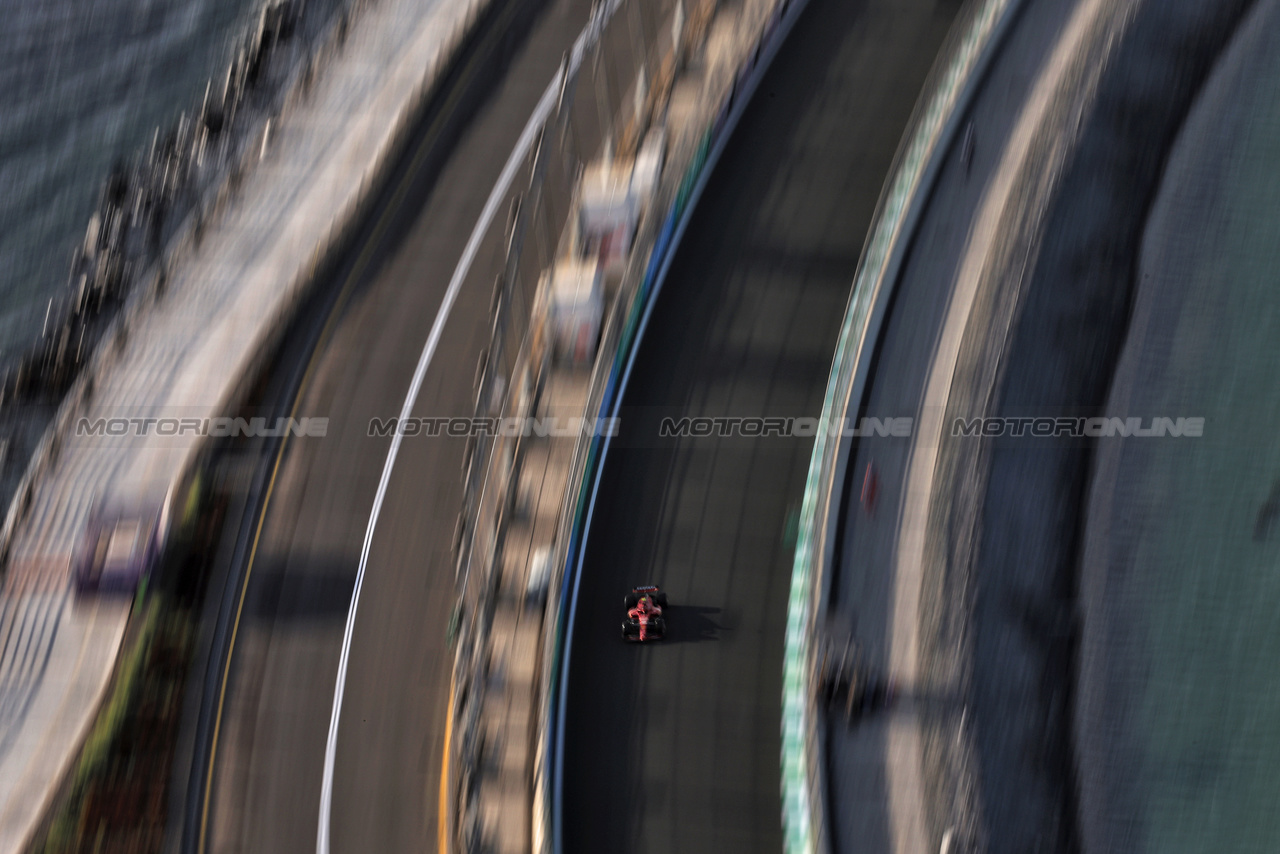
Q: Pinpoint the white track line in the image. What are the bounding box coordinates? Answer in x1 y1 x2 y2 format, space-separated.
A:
315 55 558 854
316 3 623 850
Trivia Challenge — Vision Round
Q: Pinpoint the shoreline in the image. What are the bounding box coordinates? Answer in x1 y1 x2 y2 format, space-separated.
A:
0 0 352 531
0 0 501 845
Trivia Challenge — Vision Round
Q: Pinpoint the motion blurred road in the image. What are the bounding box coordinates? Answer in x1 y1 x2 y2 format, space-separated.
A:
199 0 599 850
559 1 959 852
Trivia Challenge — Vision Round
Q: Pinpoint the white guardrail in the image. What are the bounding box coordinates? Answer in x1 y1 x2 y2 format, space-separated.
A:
438 0 683 849
527 0 814 852
438 0 822 851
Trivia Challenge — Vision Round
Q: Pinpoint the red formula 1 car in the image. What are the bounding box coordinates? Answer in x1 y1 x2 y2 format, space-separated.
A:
621 585 668 642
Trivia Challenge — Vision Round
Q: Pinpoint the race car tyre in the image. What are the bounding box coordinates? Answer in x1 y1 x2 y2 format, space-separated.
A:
655 592 668 608
624 593 640 609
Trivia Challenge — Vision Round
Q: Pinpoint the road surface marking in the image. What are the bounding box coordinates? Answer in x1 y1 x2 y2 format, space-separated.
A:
438 673 455 853
314 0 627 844
196 0 510 846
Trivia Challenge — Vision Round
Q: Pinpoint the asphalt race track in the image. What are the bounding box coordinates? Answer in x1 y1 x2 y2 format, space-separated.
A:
195 0 603 851
559 1 959 851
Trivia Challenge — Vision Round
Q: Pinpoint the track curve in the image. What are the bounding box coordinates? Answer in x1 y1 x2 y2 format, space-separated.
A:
195 0 603 851
559 1 960 851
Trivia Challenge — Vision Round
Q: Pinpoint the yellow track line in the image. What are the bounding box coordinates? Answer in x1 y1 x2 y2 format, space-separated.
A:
438 673 456 853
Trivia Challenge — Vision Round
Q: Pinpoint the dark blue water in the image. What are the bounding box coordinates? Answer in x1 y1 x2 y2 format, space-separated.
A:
0 0 261 360
1081 3 1280 850
1125 32 1280 852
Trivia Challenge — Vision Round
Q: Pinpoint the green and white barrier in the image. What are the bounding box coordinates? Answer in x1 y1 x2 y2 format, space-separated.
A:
781 1 1026 851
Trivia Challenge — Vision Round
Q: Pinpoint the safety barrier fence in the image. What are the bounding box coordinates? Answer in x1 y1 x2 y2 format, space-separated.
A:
531 0 815 851
778 0 1027 851
443 0 688 848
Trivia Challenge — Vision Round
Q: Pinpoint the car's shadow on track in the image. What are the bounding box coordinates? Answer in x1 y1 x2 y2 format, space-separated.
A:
659 604 723 643
242 552 359 621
